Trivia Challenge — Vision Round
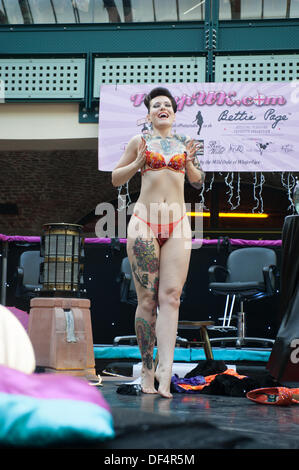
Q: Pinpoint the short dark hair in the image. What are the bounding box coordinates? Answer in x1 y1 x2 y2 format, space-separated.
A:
144 87 177 113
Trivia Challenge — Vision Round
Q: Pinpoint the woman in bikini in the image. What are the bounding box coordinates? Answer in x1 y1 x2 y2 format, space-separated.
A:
112 87 205 398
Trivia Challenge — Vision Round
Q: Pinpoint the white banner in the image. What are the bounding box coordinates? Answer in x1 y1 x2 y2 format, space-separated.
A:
98 81 299 172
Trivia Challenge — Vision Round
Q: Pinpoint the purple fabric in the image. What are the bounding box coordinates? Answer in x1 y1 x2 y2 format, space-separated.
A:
0 365 110 411
6 306 29 331
171 374 206 394
85 237 127 244
227 239 281 247
0 233 282 246
0 234 41 243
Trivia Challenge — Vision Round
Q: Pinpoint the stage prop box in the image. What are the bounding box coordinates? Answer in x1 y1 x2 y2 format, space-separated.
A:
28 297 96 379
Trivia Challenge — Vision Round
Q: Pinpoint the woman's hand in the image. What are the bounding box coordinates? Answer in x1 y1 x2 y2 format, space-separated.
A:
112 135 147 187
135 137 147 169
185 140 199 165
185 139 205 189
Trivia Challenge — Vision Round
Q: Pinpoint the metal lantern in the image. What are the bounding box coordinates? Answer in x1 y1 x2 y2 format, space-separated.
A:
41 223 84 294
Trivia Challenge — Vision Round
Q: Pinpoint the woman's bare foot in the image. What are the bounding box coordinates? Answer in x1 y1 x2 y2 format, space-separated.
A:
141 367 158 394
155 368 173 399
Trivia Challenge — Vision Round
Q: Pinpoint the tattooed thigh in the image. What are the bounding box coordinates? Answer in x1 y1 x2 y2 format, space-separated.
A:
128 236 160 304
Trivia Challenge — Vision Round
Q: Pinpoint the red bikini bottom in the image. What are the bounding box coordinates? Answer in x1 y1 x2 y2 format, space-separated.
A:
133 213 185 247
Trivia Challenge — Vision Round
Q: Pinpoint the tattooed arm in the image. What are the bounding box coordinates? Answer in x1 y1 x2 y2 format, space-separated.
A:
112 135 146 187
184 138 205 189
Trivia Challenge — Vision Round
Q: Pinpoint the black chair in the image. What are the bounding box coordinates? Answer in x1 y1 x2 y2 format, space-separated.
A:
114 257 138 346
119 257 138 307
208 247 279 347
118 257 187 307
16 250 43 299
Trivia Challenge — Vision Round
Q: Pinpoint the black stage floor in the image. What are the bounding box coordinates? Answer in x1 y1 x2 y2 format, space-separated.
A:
97 371 299 452
4 363 298 458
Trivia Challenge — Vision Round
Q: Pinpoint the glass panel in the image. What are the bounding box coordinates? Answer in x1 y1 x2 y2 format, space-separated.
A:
0 1 7 24
93 0 117 22
263 0 287 18
3 0 25 24
126 0 154 22
52 0 76 23
240 0 262 19
154 0 178 21
43 261 74 285
93 0 129 23
73 0 95 23
0 0 204 24
28 0 56 24
178 0 205 21
290 0 299 17
219 0 231 19
49 234 57 257
219 0 293 20
73 263 79 284
2 0 298 24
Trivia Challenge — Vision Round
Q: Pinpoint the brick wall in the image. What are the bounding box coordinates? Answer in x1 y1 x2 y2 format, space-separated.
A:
0 149 294 236
0 149 140 236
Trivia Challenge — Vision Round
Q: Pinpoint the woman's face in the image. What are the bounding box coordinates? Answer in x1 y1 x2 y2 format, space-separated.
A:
147 95 175 129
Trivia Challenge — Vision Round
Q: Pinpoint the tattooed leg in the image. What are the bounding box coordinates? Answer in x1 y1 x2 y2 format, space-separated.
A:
129 237 159 393
135 318 155 367
131 237 159 314
135 317 157 393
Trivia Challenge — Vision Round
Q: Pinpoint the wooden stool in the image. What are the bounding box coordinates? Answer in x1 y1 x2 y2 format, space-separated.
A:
177 321 215 360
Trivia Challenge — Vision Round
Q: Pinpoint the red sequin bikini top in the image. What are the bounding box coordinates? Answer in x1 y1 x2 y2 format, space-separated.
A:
141 134 187 175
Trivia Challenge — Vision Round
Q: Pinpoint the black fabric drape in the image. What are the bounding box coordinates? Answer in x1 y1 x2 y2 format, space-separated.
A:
278 215 299 324
267 215 299 382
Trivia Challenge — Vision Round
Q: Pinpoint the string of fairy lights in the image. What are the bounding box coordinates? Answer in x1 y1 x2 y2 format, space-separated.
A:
116 172 298 218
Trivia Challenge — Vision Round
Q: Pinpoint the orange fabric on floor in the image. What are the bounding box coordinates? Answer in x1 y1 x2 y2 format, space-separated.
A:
177 369 247 392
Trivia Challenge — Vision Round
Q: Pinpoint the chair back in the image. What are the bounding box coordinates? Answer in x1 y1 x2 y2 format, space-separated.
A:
20 251 43 290
226 247 276 283
119 257 137 305
119 257 186 305
121 257 136 293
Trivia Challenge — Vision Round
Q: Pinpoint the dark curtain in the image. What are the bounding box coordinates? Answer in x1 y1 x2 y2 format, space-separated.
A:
267 215 299 382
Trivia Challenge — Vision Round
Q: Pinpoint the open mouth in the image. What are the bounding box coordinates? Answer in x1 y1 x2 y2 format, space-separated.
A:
158 112 169 119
